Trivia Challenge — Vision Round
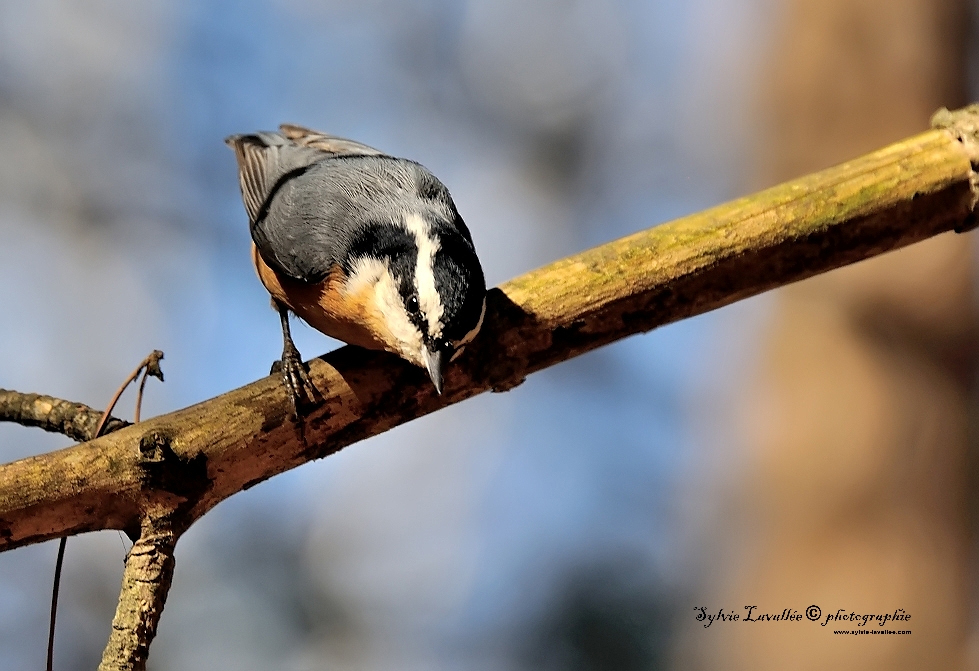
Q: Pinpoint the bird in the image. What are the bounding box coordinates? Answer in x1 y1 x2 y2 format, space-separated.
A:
226 124 486 410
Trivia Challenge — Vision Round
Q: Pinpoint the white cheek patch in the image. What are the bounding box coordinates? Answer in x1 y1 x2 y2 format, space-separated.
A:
402 212 444 337
344 256 387 296
345 255 425 367
373 269 425 364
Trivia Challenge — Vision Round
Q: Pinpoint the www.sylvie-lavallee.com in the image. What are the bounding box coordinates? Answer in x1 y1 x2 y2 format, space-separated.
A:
694 606 911 628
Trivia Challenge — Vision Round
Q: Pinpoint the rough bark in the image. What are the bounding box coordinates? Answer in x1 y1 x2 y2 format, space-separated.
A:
97 514 176 671
0 389 130 443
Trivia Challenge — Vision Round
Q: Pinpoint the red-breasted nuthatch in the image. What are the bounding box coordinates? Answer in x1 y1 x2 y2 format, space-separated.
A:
226 125 486 408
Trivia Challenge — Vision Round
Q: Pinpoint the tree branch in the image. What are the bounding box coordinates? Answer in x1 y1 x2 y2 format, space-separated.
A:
97 513 176 671
2 106 978 558
0 389 130 443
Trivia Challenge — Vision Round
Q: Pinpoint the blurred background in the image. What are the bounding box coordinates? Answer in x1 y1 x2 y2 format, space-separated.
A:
0 1 976 669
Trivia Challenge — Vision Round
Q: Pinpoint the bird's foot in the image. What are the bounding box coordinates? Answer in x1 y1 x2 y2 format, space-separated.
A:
272 345 317 414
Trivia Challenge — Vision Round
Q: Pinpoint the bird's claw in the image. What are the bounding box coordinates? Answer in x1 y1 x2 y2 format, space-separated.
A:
277 345 316 414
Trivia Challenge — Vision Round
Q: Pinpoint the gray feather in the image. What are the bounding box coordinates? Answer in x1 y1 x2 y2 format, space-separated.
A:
257 156 453 283
224 132 322 224
224 126 382 226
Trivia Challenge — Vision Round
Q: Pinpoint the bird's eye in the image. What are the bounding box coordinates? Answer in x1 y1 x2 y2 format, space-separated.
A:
406 295 419 314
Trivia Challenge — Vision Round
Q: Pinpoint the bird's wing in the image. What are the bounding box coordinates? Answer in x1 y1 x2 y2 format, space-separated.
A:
224 131 324 224
227 127 398 284
226 127 385 225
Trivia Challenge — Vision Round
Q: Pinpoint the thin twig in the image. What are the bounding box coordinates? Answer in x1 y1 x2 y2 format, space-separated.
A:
92 350 164 438
133 353 164 424
45 537 66 671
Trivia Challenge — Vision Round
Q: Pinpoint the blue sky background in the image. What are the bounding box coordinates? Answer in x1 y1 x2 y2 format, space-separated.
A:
0 2 774 669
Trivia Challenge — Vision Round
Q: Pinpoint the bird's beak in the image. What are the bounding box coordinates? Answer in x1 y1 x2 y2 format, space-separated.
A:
422 347 444 395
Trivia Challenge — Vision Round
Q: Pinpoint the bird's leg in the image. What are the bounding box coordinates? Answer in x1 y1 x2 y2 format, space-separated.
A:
273 301 316 412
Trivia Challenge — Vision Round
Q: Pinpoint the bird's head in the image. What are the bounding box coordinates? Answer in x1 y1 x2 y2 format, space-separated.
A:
344 209 486 394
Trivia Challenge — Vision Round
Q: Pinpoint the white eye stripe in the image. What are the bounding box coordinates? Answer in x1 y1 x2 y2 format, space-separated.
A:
402 212 444 336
